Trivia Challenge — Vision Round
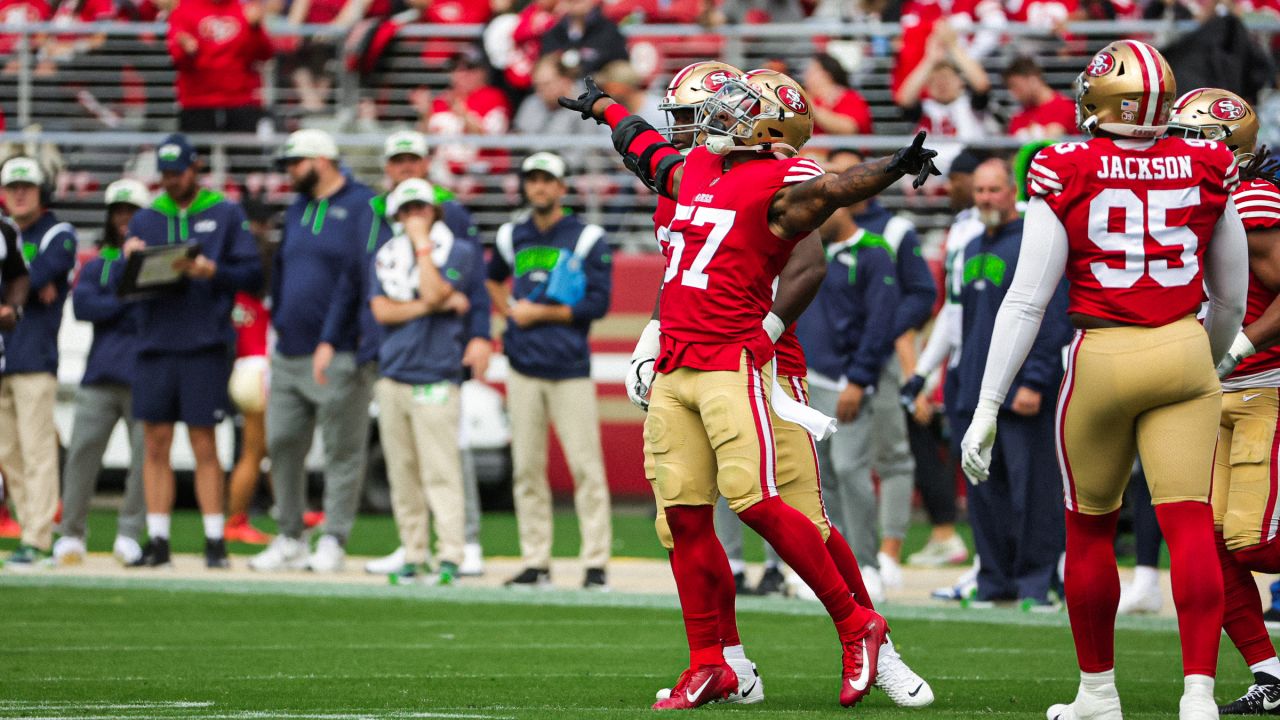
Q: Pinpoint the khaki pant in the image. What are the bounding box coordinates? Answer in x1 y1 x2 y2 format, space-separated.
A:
508 369 611 569
1213 387 1280 551
376 378 465 566
0 372 60 550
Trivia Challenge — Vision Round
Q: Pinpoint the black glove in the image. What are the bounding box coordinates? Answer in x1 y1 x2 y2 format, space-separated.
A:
899 374 926 410
557 75 611 123
888 131 941 189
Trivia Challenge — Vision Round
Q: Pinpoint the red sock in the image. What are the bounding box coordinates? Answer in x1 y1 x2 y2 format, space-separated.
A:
1064 509 1120 673
1156 501 1224 677
666 505 728 666
1235 538 1280 574
717 566 741 648
1217 533 1276 666
737 497 868 633
825 526 874 611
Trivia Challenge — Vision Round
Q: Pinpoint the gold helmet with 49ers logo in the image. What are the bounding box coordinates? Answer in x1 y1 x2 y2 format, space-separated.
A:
1168 88 1259 164
1075 40 1176 139
697 69 814 157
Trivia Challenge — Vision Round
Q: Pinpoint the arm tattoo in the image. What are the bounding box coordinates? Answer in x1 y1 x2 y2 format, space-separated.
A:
770 157 903 238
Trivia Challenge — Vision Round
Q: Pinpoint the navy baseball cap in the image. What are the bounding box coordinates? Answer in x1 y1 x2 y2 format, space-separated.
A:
156 134 199 172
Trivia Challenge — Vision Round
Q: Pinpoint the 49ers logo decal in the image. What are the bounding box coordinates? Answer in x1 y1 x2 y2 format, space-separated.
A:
1210 98 1246 121
1086 52 1115 77
777 85 808 114
702 71 735 93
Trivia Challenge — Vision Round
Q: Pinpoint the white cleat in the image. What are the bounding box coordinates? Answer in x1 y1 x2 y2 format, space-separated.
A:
364 546 406 575
249 535 309 571
907 534 970 567
308 534 346 573
1179 675 1217 720
459 543 484 577
863 566 888 605
52 536 86 566
1047 683 1123 720
876 637 933 707
112 535 143 566
1116 580 1162 615
784 569 818 601
656 657 765 705
878 552 904 590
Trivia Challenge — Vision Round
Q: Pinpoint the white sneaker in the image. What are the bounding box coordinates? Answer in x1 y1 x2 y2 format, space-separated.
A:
308 534 345 573
876 637 933 707
863 566 887 605
725 658 764 704
112 536 143 566
932 558 980 601
784 569 818 601
1117 579 1162 615
1047 683 1123 719
459 543 484 576
249 535 309 572
1179 675 1216 720
53 536 86 566
365 547 406 575
878 552 904 590
907 534 970 567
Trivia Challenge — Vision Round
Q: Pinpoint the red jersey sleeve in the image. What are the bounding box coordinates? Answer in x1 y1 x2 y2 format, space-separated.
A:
1025 143 1077 212
1234 179 1280 231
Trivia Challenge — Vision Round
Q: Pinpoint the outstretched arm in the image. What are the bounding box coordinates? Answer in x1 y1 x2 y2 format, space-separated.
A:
559 79 685 198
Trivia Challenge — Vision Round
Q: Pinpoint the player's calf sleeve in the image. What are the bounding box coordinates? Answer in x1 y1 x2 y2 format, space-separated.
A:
1234 538 1280 574
1156 501 1225 677
1217 533 1277 667
737 497 867 631
825 526 875 611
1064 509 1121 673
666 505 728 665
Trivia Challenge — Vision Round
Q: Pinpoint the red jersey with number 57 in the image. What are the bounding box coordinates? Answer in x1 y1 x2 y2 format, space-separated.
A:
1226 178 1280 387
655 148 825 373
1026 136 1239 326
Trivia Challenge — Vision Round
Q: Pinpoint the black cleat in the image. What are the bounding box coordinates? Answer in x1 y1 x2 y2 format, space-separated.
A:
131 537 171 568
733 571 753 595
583 567 609 591
1220 674 1280 715
504 567 551 589
205 538 229 569
755 566 786 596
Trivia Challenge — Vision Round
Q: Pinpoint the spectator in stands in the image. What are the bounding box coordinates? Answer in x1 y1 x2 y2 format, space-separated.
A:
804 52 874 135
0 157 75 568
487 0 558 97
122 134 263 568
486 152 613 590
167 0 273 133
894 23 995 173
286 0 393 110
514 56 581 136
418 48 512 191
892 0 1004 95
595 60 664 128
950 158 1069 605
1003 56 1077 139
370 178 480 585
53 179 150 568
251 129 376 574
708 0 808 24
540 0 628 76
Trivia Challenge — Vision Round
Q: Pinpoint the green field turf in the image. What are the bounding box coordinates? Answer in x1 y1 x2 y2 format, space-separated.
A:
0 575 1253 719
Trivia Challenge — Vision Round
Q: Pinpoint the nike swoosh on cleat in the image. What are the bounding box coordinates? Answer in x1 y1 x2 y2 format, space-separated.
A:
738 680 757 698
1264 695 1280 711
848 639 871 692
686 677 713 704
908 683 923 698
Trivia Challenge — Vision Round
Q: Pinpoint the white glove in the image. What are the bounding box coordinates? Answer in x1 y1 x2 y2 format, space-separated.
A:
763 312 785 344
960 403 999 485
626 320 661 411
1217 331 1257 379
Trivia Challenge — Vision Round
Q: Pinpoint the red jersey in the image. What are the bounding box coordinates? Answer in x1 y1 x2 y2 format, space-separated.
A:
655 149 824 373
1026 136 1239 327
167 0 274 110
1226 178 1280 386
427 87 511 177
813 89 874 136
0 0 50 55
1008 92 1076 138
233 292 269 358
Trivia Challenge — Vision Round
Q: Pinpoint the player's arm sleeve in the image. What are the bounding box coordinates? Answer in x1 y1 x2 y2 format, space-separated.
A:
212 208 264 294
1203 199 1250 365
891 230 937 337
570 234 612 322
770 232 826 326
601 103 684 198
72 261 125 322
975 196 1069 409
27 228 76 290
465 246 492 341
1015 279 1072 395
916 302 960 378
846 249 900 388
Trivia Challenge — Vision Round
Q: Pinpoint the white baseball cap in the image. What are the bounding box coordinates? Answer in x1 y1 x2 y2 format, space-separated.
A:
386 178 436 219
521 152 566 180
383 130 428 160
1 157 44 187
278 129 339 164
105 179 151 208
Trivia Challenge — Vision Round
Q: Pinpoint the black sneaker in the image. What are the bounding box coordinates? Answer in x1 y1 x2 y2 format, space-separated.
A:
1265 607 1280 625
1220 673 1280 714
583 567 608 591
504 567 551 589
205 538 229 569
131 537 171 568
756 566 786 596
734 571 753 595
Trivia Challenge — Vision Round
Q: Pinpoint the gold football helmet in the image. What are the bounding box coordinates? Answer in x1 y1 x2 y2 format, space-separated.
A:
1169 88 1259 163
697 69 814 157
1075 40 1176 139
658 61 744 145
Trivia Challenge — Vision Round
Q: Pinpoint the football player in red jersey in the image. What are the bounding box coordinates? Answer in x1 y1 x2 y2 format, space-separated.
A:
562 70 939 709
635 62 934 709
1169 89 1280 716
958 41 1248 720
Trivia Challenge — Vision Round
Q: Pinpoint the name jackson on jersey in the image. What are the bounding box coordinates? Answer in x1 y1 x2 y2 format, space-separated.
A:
1096 155 1194 181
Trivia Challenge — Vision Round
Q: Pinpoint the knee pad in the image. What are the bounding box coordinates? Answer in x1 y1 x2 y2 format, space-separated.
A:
654 512 674 551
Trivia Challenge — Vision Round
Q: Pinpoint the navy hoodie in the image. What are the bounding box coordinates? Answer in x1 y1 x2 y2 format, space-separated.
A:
487 213 612 380
796 229 899 389
2 210 77 375
274 178 376 357
127 189 263 355
952 218 1072 413
855 200 938 338
73 248 137 386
